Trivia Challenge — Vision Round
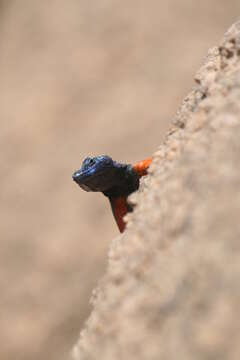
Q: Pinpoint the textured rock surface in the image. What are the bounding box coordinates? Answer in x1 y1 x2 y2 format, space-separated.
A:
2 3 239 359
73 21 240 360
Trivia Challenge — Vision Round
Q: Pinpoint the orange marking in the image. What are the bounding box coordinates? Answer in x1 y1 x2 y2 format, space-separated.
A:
110 196 129 233
132 157 152 177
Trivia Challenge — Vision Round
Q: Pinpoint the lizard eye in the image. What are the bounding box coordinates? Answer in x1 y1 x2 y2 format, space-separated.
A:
82 157 96 169
87 158 96 168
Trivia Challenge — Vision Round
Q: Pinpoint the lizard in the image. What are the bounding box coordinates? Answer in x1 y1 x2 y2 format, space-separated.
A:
72 155 152 232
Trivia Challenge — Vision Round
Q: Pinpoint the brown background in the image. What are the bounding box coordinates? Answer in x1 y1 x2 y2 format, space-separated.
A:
0 1 239 360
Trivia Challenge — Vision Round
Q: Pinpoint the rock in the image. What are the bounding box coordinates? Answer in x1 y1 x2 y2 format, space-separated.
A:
72 21 240 360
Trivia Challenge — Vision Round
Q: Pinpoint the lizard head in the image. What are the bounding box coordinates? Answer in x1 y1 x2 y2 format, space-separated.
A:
72 155 125 193
72 155 139 197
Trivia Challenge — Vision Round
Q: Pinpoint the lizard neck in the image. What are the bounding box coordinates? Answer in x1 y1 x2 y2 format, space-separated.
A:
103 165 139 199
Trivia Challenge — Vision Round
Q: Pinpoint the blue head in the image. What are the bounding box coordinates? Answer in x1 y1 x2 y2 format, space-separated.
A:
72 155 124 192
72 155 139 197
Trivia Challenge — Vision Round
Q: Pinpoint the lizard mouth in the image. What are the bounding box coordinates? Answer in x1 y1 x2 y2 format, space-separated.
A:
72 171 92 191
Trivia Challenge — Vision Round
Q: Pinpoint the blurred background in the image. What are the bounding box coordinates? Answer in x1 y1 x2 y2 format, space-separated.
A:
0 1 239 359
